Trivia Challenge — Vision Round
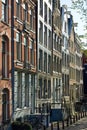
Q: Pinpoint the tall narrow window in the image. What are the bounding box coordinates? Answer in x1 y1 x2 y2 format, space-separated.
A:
64 22 67 32
2 0 8 23
48 30 52 50
16 0 21 19
44 3 47 23
30 39 34 65
39 78 42 98
17 72 22 108
24 37 28 64
48 55 51 73
56 79 58 101
24 3 28 21
49 8 52 25
44 52 47 72
2 88 9 122
2 36 9 78
39 49 43 70
30 9 34 30
25 74 29 107
44 79 47 98
40 0 43 16
48 80 51 98
39 21 43 44
44 26 47 47
16 32 22 61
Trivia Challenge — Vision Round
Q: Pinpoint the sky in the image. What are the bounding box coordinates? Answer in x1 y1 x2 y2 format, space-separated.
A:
60 0 85 36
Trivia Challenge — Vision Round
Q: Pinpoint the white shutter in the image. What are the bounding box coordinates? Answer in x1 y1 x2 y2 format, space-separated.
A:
24 37 25 45
16 33 19 42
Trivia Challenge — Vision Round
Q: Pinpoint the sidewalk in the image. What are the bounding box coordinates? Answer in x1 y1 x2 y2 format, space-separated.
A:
46 112 87 130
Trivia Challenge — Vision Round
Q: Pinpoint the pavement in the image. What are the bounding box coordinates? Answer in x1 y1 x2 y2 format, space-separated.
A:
46 117 87 130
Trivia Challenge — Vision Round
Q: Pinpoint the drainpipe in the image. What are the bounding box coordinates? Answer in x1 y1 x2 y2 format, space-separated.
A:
11 0 14 120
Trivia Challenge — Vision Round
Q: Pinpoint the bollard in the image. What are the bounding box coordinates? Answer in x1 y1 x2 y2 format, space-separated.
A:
66 118 69 127
76 114 78 121
79 113 80 120
57 122 59 130
43 125 45 130
85 111 86 116
73 116 75 123
51 123 53 130
62 120 64 129
83 112 84 117
81 112 82 118
70 116 72 125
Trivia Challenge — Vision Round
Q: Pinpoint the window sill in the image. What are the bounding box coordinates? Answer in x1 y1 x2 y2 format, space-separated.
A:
16 60 23 67
2 77 10 80
14 16 23 25
1 20 9 26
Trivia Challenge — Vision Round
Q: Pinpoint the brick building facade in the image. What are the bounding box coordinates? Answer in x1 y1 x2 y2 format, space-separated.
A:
0 0 37 129
0 0 12 128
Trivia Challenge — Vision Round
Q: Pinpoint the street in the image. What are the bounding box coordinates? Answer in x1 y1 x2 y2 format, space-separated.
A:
53 117 87 130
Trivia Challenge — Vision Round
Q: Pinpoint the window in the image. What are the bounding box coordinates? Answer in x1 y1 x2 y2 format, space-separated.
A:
39 49 43 70
48 30 52 50
44 26 47 47
38 78 42 98
30 9 34 30
64 21 67 32
16 32 22 61
2 36 9 78
44 79 47 98
40 0 43 16
2 88 9 122
44 3 47 23
57 58 59 72
25 74 29 107
55 79 58 101
48 55 51 73
39 21 43 44
24 37 28 63
2 0 8 23
53 33 56 50
16 0 21 19
48 80 51 98
24 3 28 21
53 55 56 71
44 52 47 72
17 72 22 108
30 39 34 65
49 8 52 25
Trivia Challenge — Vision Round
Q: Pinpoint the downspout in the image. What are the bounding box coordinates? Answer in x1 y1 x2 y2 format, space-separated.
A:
11 0 14 120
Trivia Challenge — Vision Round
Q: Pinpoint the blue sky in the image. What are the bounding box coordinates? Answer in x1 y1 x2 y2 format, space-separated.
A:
60 0 85 36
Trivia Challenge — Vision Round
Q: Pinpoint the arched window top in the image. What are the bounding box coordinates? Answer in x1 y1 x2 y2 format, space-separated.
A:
2 35 9 52
2 35 9 41
3 88 9 94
